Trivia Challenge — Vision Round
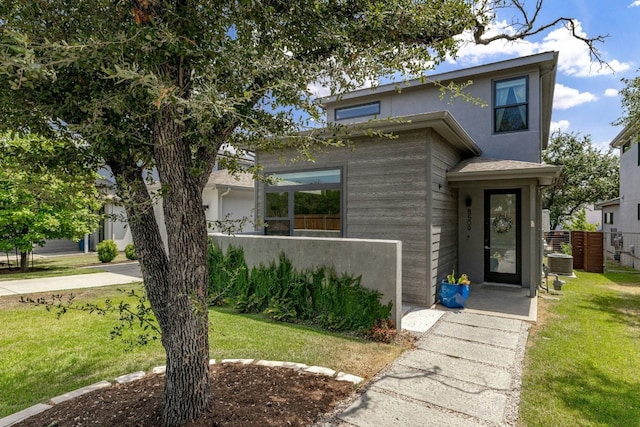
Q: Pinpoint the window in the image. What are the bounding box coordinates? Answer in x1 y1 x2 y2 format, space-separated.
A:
335 102 380 121
494 77 528 133
604 212 614 224
622 141 631 153
264 169 342 237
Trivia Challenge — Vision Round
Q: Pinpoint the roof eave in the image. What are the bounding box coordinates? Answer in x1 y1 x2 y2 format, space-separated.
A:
321 51 559 105
610 124 636 148
325 111 482 156
447 165 561 185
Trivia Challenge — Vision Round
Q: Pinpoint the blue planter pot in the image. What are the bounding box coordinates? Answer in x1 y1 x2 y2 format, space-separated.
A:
438 280 470 308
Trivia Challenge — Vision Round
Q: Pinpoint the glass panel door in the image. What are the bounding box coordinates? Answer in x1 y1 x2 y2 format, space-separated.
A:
484 189 521 284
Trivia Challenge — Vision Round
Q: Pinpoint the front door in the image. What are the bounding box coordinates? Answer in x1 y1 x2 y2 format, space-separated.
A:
484 189 521 284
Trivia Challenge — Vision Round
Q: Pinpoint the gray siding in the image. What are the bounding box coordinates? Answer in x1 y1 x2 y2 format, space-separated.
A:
345 132 429 304
326 65 545 163
428 132 462 305
257 130 432 305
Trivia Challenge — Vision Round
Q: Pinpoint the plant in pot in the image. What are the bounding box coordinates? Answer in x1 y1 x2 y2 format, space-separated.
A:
438 270 471 308
490 251 502 271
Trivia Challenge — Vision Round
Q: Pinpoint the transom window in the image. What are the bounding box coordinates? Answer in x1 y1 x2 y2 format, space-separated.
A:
264 168 342 237
335 102 380 121
494 77 528 133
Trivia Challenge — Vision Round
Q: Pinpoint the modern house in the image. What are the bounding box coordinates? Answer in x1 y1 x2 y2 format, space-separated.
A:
253 52 561 307
596 125 640 267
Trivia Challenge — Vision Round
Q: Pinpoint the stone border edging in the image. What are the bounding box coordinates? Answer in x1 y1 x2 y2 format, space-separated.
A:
0 359 363 427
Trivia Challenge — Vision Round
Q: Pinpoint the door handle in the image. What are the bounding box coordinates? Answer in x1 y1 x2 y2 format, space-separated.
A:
484 246 490 250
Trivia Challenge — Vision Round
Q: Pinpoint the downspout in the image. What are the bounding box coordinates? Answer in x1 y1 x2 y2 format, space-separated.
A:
219 187 231 222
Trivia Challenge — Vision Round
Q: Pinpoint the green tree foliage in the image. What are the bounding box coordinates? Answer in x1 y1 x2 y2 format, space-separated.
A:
616 71 640 134
543 131 619 229
0 1 605 425
562 209 598 232
0 133 101 271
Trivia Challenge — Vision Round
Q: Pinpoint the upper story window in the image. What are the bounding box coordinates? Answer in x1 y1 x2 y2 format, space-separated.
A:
604 212 614 224
622 141 631 153
335 102 380 121
494 77 528 133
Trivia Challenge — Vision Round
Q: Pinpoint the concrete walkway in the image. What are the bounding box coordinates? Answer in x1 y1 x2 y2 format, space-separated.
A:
0 262 142 297
332 309 529 427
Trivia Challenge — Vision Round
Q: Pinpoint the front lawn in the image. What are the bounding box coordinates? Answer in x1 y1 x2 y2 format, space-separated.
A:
519 269 640 426
0 253 130 281
0 284 407 418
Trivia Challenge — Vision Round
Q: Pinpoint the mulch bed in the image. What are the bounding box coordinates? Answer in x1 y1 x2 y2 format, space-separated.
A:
14 364 355 427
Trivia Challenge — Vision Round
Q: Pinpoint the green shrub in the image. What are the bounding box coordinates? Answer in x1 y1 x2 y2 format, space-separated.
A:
96 239 118 263
124 243 137 260
207 241 393 335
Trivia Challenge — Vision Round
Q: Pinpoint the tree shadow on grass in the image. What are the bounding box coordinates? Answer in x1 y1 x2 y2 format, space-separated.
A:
545 359 640 426
582 292 640 338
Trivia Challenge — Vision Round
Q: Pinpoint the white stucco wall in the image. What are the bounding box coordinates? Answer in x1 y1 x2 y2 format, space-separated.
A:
102 185 254 252
619 140 640 233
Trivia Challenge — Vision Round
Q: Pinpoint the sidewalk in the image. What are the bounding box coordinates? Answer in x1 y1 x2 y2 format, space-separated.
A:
329 309 530 426
0 263 142 297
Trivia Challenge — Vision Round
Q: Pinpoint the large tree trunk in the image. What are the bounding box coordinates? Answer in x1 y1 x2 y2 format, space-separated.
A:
155 141 211 426
111 141 212 426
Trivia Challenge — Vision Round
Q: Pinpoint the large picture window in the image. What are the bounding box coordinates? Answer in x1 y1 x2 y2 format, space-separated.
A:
264 169 342 237
494 77 528 133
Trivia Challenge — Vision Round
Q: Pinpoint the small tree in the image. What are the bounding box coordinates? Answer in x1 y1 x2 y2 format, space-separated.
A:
0 133 102 271
562 209 598 232
543 131 619 229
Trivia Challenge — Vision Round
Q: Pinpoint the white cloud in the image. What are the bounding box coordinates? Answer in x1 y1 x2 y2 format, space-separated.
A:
550 120 571 133
538 24 631 77
450 20 631 77
553 84 597 110
630 1 640 7
307 81 332 99
307 76 376 100
604 88 619 97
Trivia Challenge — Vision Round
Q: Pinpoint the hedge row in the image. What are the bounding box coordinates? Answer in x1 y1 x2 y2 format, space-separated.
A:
207 241 392 333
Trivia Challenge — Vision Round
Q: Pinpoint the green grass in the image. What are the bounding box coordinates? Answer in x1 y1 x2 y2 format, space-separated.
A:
0 284 406 418
0 253 130 281
519 270 640 426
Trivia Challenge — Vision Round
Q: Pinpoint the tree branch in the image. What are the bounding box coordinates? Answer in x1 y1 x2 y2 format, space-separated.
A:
474 0 609 68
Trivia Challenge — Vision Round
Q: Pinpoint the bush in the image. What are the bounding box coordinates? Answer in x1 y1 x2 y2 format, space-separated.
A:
96 239 118 263
124 243 137 260
207 241 393 335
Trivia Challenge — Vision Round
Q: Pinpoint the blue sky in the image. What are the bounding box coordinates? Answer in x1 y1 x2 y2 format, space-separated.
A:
437 0 640 150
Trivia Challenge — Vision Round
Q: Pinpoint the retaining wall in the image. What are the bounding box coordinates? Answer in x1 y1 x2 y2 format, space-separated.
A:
209 233 403 331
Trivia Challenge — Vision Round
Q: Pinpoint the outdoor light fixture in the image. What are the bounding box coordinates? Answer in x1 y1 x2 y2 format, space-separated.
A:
465 196 472 207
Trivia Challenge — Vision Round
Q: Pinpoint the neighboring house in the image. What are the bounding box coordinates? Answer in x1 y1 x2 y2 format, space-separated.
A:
255 52 561 307
596 125 640 265
100 169 255 251
38 169 255 254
